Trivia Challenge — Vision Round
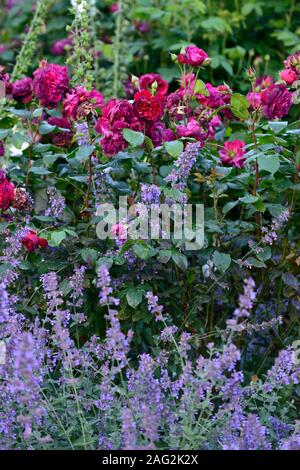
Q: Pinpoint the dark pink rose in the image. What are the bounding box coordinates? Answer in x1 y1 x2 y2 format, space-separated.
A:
197 83 225 109
139 73 168 97
0 140 4 157
261 84 292 119
219 140 246 168
12 77 33 103
178 45 208 67
246 92 261 110
109 3 119 13
146 122 175 147
100 131 127 157
177 118 206 142
280 68 298 85
0 178 15 210
207 115 222 139
254 76 274 92
107 99 135 128
33 60 69 108
51 37 72 56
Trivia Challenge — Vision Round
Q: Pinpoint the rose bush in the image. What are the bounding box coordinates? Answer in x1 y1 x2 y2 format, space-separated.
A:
0 0 299 452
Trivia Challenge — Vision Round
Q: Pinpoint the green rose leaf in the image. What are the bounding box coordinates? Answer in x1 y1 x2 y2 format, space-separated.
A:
123 128 145 147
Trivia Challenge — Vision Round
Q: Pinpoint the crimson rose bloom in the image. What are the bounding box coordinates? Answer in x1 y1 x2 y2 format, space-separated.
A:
139 73 168 97
178 46 208 67
33 60 69 108
0 178 15 210
133 90 164 122
261 84 292 119
12 77 33 103
22 230 48 252
219 140 246 169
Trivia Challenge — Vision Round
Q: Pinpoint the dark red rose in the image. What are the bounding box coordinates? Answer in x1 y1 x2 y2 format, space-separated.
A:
139 73 168 97
133 90 164 122
0 178 15 210
33 60 69 108
22 230 48 252
178 46 209 67
261 84 292 119
12 77 33 103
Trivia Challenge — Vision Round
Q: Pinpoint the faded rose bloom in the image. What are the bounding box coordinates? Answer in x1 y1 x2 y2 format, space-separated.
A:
47 116 73 147
139 73 168 97
12 77 33 103
166 92 184 120
63 86 103 120
280 68 298 85
146 121 175 147
33 60 69 108
133 90 164 122
51 37 72 56
254 75 274 92
0 65 12 96
219 140 246 168
246 92 261 109
100 131 128 157
0 178 15 210
261 84 292 119
12 187 33 211
0 140 4 157
22 230 48 252
284 51 300 73
178 45 208 67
